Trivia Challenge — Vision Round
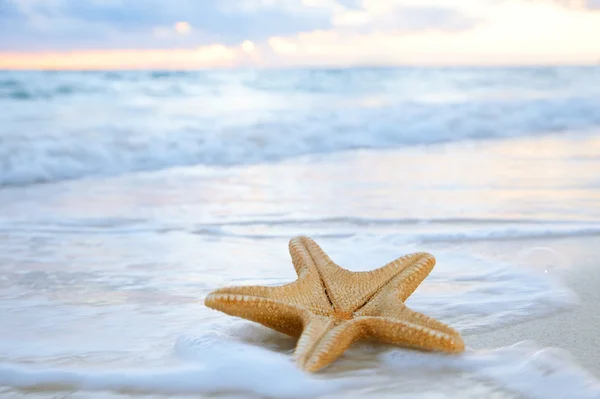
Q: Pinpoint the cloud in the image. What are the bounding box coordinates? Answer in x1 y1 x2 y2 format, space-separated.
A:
3 0 600 68
557 0 600 8
0 0 480 51
332 5 480 32
0 0 332 50
501 0 600 10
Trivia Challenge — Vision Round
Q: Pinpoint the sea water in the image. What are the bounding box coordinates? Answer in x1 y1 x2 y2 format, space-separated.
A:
1 67 600 398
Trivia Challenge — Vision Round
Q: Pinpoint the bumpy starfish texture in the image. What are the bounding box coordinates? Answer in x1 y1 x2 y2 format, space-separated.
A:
204 236 464 372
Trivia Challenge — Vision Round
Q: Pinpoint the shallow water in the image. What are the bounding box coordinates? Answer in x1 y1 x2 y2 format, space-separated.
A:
1 132 600 398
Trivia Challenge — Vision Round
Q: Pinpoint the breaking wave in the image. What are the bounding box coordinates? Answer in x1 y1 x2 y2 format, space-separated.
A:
2 67 600 186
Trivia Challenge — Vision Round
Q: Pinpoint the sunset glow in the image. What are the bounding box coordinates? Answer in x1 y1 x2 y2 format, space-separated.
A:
1 0 600 70
0 46 241 70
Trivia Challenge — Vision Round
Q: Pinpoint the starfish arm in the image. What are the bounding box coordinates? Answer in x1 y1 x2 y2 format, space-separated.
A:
353 253 437 318
356 298 460 336
399 306 462 338
356 294 459 338
383 252 436 303
334 251 436 314
205 283 299 307
363 316 464 353
205 238 334 314
289 236 335 276
294 315 366 372
206 235 336 313
205 288 306 337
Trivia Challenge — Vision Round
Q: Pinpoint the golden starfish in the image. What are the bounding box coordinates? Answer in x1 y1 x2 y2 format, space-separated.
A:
204 236 464 372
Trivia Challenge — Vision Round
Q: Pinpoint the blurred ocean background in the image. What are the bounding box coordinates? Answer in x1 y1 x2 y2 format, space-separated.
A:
2 67 600 186
1 67 600 398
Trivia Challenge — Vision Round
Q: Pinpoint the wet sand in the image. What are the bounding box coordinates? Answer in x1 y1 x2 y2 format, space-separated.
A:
462 236 600 377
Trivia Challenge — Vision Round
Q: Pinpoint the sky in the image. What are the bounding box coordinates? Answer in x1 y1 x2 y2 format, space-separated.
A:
0 0 599 69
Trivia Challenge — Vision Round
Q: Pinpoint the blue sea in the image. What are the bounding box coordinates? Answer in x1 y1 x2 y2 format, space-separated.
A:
1 67 600 398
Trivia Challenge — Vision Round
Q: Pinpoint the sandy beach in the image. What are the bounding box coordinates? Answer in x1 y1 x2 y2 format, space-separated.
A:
467 236 600 378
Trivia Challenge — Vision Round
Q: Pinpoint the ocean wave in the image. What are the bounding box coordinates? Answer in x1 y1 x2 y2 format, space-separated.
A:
416 226 600 242
4 341 596 399
0 339 346 398
195 216 600 228
2 216 599 245
1 68 600 186
0 77 92 100
185 222 600 243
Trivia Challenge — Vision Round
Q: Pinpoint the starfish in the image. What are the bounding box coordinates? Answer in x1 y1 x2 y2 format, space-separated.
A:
204 236 464 372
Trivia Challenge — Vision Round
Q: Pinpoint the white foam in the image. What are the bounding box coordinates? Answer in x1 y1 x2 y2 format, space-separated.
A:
185 219 600 243
2 335 598 398
382 342 600 399
416 225 600 242
0 336 348 398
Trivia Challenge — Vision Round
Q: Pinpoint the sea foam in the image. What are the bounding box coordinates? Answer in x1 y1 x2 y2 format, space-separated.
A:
1 337 598 398
383 342 600 399
0 337 348 398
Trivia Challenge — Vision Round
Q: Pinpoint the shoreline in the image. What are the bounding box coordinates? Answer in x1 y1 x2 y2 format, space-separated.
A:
462 236 600 377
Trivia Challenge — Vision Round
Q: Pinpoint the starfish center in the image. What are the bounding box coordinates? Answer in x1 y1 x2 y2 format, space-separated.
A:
332 309 353 322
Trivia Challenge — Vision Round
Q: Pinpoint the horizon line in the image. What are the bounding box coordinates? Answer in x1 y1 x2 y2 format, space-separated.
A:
1 63 599 72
